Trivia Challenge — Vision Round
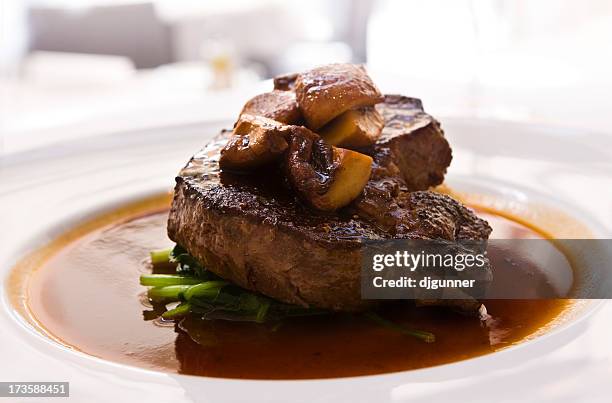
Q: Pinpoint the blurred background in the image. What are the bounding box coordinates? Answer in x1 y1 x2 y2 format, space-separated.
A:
1 0 612 154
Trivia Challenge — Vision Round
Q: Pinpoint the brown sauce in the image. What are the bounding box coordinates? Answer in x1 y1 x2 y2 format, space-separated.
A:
14 199 570 379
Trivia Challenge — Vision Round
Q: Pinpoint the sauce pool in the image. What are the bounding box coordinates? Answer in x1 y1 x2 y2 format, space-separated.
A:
17 203 570 379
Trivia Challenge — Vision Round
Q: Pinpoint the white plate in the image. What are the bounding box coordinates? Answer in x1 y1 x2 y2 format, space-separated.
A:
1 119 612 403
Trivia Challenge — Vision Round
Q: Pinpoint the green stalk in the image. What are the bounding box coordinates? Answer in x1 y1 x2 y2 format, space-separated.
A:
183 281 228 301
162 303 192 320
140 274 202 287
365 312 435 343
150 248 173 265
147 285 192 302
255 300 271 323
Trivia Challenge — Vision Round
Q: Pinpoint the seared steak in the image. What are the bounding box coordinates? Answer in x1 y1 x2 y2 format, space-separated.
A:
351 95 460 235
168 97 490 311
373 95 452 191
169 135 379 311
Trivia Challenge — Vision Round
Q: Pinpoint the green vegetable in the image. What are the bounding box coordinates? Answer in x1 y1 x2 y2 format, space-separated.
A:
183 281 228 301
171 245 207 277
365 312 435 343
140 274 204 287
256 299 271 323
188 289 328 323
147 285 191 302
150 248 172 265
162 303 191 320
188 288 275 322
142 244 436 345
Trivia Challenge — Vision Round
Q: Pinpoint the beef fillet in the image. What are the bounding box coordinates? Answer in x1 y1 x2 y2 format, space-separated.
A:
168 97 490 311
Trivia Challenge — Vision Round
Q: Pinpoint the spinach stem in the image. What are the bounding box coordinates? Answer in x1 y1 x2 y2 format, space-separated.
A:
183 281 228 301
256 300 271 323
365 312 436 343
140 274 202 287
150 248 173 265
162 303 192 320
148 285 191 302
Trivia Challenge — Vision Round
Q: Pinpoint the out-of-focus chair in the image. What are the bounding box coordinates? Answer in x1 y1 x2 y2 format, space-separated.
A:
28 3 172 69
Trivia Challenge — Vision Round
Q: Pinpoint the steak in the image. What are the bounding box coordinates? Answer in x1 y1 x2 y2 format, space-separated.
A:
169 135 380 311
167 98 491 311
373 95 452 192
352 95 457 234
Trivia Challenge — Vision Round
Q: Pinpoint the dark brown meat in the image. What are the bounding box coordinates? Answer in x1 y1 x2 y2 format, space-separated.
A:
168 135 376 311
168 134 490 312
373 95 452 191
351 95 458 235
352 182 491 240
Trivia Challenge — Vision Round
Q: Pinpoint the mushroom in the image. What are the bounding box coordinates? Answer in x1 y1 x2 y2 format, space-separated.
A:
284 127 373 211
273 72 298 91
238 90 301 125
319 106 384 148
219 114 290 171
294 63 383 130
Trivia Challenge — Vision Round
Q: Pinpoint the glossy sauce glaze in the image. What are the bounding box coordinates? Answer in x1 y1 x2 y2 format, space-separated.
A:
18 203 569 379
